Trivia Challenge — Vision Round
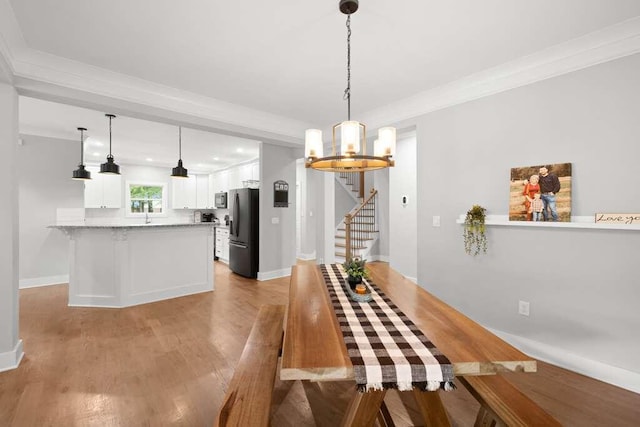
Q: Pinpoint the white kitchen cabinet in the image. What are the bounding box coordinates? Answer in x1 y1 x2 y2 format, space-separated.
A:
215 228 229 262
172 174 213 209
171 175 197 209
217 170 229 193
208 174 215 208
251 161 260 181
239 163 252 185
84 169 122 208
212 162 259 195
227 167 240 191
196 174 211 209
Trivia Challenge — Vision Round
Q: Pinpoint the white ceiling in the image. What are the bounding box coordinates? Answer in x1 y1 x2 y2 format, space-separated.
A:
8 0 640 127
19 97 260 173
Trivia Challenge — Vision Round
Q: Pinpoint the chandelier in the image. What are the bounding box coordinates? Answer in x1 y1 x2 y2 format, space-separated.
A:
305 0 395 172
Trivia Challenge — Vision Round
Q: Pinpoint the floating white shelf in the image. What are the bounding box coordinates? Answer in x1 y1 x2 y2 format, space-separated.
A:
456 215 640 231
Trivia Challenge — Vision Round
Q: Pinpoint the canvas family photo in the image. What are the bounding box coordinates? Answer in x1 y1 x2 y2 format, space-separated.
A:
509 163 572 222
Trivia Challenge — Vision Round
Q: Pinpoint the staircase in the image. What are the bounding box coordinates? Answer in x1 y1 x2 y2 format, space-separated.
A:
335 172 378 263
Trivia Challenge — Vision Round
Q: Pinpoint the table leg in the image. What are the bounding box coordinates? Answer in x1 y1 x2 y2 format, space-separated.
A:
340 390 386 427
411 389 452 427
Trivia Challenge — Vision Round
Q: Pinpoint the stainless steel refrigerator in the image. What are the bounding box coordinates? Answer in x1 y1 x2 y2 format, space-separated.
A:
228 188 259 278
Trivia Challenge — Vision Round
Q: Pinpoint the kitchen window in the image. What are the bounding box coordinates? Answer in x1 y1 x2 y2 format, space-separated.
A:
125 182 167 217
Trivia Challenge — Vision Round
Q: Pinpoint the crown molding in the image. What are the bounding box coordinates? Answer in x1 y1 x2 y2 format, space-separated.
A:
3 1 640 142
10 49 311 144
360 16 640 129
0 0 28 84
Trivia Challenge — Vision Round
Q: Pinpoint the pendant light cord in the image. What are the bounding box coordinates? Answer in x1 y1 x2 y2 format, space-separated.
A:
343 13 352 121
108 115 113 159
179 126 182 160
80 129 84 165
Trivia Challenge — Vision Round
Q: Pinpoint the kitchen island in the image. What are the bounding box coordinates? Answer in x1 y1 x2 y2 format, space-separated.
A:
52 223 215 308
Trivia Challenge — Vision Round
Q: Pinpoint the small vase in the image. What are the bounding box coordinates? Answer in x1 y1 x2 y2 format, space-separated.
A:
347 275 362 290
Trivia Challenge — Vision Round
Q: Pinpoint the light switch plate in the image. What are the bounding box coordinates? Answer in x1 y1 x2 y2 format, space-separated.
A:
518 300 530 316
432 216 441 227
271 217 279 224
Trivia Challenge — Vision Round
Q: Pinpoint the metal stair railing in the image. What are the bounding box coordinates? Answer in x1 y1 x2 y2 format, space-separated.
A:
344 188 377 261
339 171 365 199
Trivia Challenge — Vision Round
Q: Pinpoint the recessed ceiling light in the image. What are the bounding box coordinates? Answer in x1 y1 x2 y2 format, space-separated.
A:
146 158 153 162
213 157 219 161
93 152 100 156
197 163 203 167
236 148 243 153
87 137 104 147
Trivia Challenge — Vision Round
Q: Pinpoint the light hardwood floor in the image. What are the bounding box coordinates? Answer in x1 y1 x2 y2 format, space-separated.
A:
1 262 638 426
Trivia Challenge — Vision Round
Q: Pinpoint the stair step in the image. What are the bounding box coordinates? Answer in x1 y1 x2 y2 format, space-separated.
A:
335 243 366 249
334 235 373 241
337 228 378 233
335 252 363 258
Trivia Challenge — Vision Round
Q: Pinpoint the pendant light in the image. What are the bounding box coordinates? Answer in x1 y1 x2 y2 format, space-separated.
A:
72 127 91 180
305 0 395 172
100 113 120 174
171 126 188 178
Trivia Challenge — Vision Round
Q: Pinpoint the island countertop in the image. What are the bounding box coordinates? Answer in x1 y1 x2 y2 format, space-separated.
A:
49 223 216 229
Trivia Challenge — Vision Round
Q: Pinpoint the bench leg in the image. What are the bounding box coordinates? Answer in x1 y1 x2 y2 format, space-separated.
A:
474 407 495 427
340 390 386 427
376 401 395 427
411 389 452 427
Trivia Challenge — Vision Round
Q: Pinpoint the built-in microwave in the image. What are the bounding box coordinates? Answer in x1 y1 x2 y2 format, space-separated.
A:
215 192 227 208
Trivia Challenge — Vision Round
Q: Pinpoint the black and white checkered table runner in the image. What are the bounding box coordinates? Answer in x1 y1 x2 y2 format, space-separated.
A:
321 264 455 392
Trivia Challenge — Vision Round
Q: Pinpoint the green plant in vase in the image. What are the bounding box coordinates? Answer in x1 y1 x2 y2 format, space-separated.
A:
342 257 369 289
464 205 488 256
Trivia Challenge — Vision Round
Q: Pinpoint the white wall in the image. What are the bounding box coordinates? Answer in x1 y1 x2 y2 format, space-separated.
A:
389 135 416 279
258 143 301 279
415 53 640 387
335 178 355 225
0 83 22 371
18 135 84 286
368 168 390 262
295 160 317 259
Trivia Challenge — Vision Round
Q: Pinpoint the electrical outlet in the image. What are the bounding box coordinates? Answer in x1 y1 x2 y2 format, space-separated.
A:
518 300 530 316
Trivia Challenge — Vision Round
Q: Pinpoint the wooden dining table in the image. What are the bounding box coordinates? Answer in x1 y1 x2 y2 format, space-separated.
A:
280 263 537 426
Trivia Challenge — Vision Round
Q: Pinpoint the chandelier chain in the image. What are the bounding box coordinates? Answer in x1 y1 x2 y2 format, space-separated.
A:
343 13 352 121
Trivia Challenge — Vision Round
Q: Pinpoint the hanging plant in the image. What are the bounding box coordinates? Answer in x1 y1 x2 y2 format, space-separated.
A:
463 205 487 256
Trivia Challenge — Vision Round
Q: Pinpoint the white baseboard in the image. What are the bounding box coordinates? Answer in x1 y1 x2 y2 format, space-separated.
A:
368 255 389 263
404 276 417 284
296 251 316 261
257 267 292 281
69 282 213 308
19 274 69 289
487 327 640 394
0 340 24 373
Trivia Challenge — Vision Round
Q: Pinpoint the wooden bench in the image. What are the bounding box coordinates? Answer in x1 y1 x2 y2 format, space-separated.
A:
459 375 562 427
214 304 286 427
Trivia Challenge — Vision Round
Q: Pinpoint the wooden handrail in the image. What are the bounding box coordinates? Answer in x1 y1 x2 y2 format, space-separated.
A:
346 188 377 221
344 188 378 261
